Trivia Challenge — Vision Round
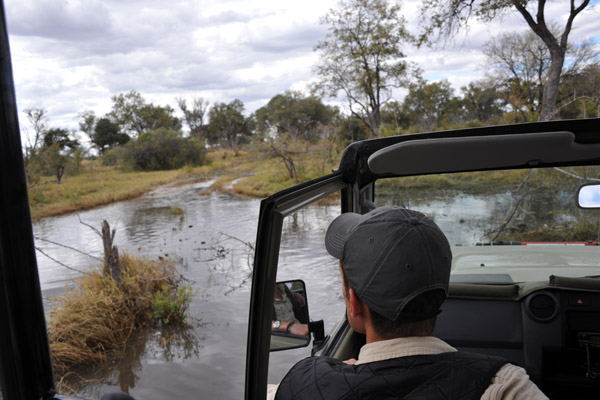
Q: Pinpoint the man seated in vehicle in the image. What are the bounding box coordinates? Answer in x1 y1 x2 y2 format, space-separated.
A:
272 282 309 336
272 206 547 400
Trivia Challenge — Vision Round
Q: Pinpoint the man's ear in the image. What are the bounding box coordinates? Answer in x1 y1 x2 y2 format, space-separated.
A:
348 288 364 317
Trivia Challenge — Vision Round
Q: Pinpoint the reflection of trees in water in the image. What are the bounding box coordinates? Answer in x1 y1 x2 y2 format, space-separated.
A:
58 325 201 398
485 169 600 241
376 168 600 243
124 205 185 241
281 206 339 243
192 233 254 295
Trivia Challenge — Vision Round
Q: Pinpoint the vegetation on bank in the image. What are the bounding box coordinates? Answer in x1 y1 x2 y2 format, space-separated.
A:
28 144 343 220
48 254 192 374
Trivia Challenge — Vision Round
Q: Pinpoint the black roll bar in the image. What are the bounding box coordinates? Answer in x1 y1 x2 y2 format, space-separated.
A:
0 2 57 399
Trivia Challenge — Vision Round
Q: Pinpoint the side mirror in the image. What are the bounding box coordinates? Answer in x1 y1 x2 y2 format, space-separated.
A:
270 280 311 352
578 183 600 209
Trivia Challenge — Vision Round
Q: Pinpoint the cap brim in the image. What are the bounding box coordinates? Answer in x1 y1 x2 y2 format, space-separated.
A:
325 212 365 260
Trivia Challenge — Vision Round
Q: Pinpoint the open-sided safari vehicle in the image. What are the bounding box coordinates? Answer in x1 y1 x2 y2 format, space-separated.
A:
246 118 600 399
2 3 600 398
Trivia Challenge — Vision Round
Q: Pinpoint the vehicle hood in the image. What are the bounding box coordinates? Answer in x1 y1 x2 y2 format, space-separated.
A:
451 245 600 283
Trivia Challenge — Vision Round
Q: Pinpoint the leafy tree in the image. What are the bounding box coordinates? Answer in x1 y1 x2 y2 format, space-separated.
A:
401 79 462 130
255 91 335 142
337 116 371 144
177 97 209 140
420 0 593 121
109 91 181 137
460 81 504 123
42 128 79 151
208 99 252 149
380 101 412 132
313 0 413 137
39 128 79 183
93 118 130 154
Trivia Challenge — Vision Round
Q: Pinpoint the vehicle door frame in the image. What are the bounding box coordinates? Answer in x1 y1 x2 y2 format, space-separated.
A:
244 172 358 400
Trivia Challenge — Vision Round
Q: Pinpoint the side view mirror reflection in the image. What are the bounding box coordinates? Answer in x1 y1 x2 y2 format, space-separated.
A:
578 183 600 209
270 280 311 352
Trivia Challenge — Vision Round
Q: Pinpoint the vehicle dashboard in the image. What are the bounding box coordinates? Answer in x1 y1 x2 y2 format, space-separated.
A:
437 281 600 398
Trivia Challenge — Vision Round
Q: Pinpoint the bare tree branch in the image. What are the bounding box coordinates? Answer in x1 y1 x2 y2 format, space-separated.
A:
35 246 92 276
34 236 103 262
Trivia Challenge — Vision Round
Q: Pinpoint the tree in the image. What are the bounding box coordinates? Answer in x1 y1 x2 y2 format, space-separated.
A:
313 0 413 137
401 79 462 130
380 100 412 133
482 29 597 121
42 128 79 151
337 116 371 143
420 0 592 121
78 110 97 139
40 128 79 183
109 91 181 137
556 62 600 119
23 107 48 155
177 97 209 140
255 91 335 142
484 31 548 120
460 81 504 123
93 118 130 154
208 99 252 149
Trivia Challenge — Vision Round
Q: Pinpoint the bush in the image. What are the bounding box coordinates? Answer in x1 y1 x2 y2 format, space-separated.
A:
101 146 124 166
48 254 192 372
120 128 207 171
152 285 193 325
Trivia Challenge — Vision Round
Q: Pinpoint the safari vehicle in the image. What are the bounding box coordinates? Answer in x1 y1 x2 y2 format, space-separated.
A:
246 117 600 400
2 3 600 400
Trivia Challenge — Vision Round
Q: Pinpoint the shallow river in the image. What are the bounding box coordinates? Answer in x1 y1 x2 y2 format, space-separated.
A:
33 181 519 399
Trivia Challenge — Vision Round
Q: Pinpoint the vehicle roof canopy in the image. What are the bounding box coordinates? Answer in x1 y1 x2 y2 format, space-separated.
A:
337 118 600 188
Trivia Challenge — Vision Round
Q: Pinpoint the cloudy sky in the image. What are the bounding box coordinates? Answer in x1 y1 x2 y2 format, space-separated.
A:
4 0 599 144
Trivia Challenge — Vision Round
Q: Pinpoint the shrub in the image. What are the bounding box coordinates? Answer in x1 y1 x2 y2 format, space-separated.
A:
120 128 207 171
48 254 192 373
152 285 193 325
101 146 124 166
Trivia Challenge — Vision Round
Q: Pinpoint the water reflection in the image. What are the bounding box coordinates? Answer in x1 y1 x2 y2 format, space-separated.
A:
60 325 201 398
33 181 260 399
379 187 599 244
31 176 599 399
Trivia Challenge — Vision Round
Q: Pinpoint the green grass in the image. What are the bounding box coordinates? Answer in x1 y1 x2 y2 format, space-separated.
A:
29 146 600 221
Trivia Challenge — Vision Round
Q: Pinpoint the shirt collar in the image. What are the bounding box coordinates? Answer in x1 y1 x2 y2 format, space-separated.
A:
355 336 457 365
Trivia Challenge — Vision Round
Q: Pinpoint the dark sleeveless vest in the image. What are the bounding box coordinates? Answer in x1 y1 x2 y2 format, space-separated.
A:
275 351 509 400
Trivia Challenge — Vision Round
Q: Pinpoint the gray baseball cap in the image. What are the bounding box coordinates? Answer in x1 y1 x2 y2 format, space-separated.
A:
325 206 452 321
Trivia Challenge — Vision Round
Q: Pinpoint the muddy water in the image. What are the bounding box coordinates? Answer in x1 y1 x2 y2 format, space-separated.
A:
33 182 533 399
34 181 345 399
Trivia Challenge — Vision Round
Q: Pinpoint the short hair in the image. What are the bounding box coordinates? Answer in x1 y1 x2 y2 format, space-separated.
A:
341 266 445 339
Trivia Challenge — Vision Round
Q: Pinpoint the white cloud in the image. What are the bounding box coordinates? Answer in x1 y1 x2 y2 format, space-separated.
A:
4 0 599 136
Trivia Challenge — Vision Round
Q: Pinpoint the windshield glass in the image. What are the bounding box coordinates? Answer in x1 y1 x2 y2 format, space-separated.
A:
375 166 600 284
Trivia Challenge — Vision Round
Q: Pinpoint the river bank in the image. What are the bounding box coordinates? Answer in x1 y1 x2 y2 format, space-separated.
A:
29 145 340 220
29 141 597 221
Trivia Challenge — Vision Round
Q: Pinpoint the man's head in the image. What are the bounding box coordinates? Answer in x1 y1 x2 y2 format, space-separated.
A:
325 206 452 338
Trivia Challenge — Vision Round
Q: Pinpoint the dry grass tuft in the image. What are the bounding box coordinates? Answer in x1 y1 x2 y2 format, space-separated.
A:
48 254 191 373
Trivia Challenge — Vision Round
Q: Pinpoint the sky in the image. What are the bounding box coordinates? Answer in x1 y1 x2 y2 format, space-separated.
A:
4 0 599 145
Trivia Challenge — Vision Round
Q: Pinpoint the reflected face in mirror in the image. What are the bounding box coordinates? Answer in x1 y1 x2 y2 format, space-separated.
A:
270 280 311 352
578 184 600 209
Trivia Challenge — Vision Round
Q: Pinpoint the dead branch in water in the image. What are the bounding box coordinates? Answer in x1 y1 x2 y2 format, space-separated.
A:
102 220 122 284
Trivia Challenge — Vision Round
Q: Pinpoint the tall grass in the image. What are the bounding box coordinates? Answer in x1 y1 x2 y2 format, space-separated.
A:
48 254 192 374
28 162 197 220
